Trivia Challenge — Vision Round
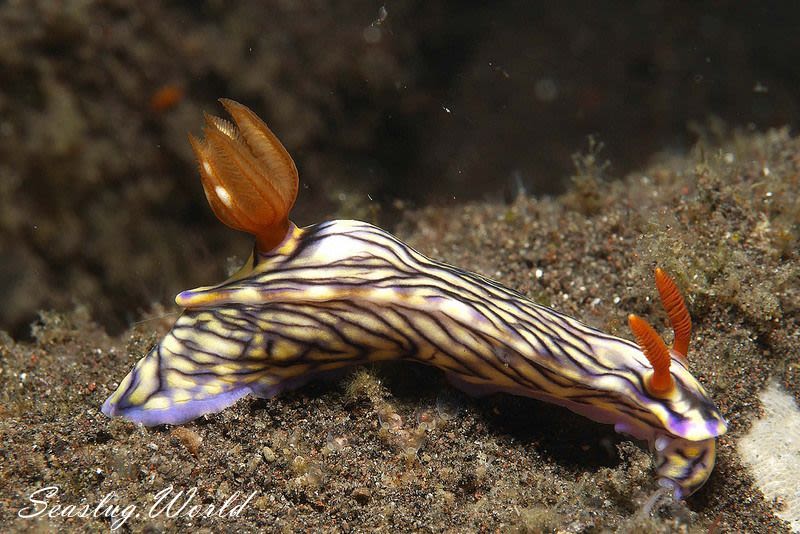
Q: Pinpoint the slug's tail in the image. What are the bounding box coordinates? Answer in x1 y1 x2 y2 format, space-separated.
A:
102 308 313 426
100 337 255 426
102 301 390 426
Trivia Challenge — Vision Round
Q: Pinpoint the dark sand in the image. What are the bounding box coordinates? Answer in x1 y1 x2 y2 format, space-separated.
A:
2 128 798 532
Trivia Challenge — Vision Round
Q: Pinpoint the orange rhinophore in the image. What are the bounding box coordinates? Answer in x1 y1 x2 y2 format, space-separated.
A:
188 99 299 252
628 314 674 395
654 268 692 357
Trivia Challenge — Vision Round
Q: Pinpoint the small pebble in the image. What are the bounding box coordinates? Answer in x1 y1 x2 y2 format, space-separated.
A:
291 455 308 474
352 486 371 505
262 446 276 463
171 427 202 456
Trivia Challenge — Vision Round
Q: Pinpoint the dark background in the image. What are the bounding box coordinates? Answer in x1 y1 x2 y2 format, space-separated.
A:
1 0 798 337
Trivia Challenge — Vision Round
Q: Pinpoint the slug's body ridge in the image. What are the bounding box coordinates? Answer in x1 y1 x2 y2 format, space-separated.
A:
103 100 727 500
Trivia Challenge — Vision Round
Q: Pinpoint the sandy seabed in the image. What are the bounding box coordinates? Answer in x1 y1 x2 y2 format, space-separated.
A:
1 128 799 532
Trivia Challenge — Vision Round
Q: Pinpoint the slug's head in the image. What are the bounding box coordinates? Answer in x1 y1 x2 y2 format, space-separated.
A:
628 269 727 441
654 436 717 500
620 269 726 497
189 99 298 252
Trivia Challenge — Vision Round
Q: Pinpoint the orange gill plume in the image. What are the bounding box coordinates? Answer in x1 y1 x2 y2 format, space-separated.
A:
188 99 299 252
628 314 674 396
654 268 692 358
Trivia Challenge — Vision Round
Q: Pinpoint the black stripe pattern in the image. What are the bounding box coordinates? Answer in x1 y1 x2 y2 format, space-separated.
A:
103 219 726 499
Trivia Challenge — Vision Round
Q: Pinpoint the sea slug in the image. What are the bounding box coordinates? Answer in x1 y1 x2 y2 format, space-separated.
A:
103 99 727 499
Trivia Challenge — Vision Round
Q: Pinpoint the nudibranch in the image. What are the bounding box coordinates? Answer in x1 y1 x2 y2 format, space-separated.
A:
103 99 727 499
